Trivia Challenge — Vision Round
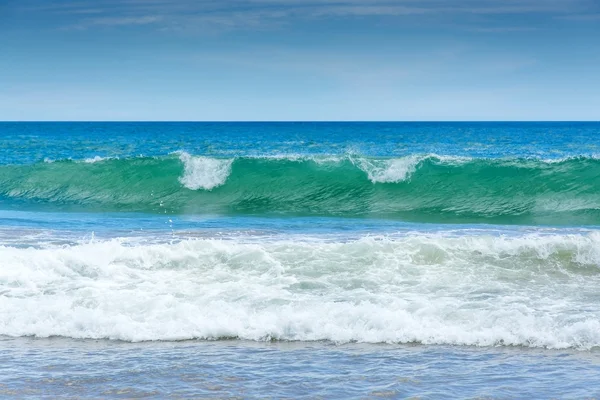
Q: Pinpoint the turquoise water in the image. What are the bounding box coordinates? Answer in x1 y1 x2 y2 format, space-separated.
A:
1 122 600 398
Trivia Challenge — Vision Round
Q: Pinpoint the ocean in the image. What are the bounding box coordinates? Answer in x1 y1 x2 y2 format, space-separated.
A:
1 122 599 398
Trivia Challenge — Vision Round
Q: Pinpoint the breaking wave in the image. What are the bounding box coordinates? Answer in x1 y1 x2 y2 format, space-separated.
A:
0 233 599 348
1 153 600 225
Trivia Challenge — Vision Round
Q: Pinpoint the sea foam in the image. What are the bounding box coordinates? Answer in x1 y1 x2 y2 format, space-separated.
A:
83 156 111 163
354 155 423 183
0 233 599 348
178 152 233 190
353 154 470 183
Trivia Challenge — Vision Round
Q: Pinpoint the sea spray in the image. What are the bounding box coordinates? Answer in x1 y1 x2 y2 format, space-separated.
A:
177 152 233 190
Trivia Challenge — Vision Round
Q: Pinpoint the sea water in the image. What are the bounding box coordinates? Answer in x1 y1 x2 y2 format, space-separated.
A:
0 122 599 398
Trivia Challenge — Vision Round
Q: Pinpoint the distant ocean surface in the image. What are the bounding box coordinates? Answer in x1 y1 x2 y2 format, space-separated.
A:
1 122 600 398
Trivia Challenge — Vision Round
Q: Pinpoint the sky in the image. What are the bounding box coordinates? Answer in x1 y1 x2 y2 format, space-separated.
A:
1 0 599 121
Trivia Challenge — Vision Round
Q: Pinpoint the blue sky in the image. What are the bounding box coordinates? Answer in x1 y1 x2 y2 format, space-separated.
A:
1 0 599 120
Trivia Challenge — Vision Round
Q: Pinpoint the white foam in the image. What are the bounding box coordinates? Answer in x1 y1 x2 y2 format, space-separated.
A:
245 154 345 164
0 233 599 348
432 154 473 164
352 154 472 183
354 155 424 183
178 152 233 190
83 156 110 163
539 154 600 164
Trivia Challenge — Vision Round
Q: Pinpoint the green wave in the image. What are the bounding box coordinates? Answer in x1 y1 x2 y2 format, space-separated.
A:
1 154 600 225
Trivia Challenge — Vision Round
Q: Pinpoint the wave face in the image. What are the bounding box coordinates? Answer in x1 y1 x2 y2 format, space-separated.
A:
1 153 600 225
1 233 599 348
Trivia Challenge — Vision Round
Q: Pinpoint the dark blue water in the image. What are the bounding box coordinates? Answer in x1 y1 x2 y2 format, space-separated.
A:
1 122 600 164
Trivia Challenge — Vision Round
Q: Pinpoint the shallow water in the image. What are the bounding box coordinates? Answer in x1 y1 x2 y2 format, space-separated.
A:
1 338 599 399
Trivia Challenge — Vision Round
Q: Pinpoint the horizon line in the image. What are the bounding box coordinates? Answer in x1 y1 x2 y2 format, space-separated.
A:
1 120 599 123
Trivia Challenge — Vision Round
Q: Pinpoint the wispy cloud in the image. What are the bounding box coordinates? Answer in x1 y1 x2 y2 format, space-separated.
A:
16 0 600 31
466 26 538 33
87 15 162 26
557 13 600 21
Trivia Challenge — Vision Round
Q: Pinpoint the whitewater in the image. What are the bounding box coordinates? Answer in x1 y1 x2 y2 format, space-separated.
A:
1 122 600 398
1 232 599 348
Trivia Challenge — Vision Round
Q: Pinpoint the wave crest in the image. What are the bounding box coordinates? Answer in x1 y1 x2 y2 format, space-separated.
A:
178 152 233 190
353 155 422 183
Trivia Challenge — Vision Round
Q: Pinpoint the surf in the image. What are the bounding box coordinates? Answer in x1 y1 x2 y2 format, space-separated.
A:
0 232 599 347
1 153 599 225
